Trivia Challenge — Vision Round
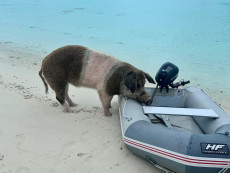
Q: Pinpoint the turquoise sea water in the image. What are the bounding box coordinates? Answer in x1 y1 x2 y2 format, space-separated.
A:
0 0 230 96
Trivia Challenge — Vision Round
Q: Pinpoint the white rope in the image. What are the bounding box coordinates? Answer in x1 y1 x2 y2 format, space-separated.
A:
121 97 132 121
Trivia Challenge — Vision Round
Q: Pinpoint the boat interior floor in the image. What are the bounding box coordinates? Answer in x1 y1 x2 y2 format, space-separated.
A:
150 115 204 134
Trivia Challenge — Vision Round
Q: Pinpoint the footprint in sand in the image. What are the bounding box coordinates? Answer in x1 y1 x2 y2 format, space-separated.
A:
0 153 4 160
62 141 76 152
24 94 32 99
15 134 25 144
15 134 25 150
77 152 86 157
58 141 77 157
39 168 57 173
15 167 30 173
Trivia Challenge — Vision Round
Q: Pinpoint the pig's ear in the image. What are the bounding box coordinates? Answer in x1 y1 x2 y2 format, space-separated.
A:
144 73 155 84
124 71 137 93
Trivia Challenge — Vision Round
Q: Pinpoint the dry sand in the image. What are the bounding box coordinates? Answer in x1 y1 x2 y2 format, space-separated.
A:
0 44 162 173
0 44 229 173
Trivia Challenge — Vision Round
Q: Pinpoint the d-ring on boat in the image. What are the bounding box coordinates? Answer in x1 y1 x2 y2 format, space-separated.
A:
119 63 230 173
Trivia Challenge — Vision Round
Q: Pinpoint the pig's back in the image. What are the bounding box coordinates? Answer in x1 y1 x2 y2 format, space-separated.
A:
80 49 120 89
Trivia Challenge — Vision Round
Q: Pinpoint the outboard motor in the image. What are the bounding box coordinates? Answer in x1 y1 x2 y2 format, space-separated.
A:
155 62 190 92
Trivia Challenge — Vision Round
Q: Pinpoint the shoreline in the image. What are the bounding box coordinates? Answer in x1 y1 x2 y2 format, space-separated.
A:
0 44 229 172
1 43 229 113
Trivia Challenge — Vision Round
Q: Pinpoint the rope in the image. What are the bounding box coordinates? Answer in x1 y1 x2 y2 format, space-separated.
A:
121 97 132 121
151 84 159 101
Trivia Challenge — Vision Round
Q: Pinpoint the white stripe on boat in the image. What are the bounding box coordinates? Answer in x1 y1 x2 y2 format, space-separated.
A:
124 136 230 168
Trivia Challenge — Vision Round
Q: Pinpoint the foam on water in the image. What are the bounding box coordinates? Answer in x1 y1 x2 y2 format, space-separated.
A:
0 0 230 98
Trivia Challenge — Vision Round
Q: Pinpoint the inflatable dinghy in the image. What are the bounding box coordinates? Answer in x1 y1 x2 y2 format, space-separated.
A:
118 63 230 173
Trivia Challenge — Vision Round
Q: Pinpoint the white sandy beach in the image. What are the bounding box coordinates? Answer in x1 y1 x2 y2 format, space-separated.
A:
0 44 163 173
0 44 229 173
1 0 230 172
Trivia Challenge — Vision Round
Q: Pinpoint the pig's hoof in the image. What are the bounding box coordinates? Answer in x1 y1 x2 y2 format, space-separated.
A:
104 111 112 117
106 113 112 117
69 103 77 107
63 108 74 113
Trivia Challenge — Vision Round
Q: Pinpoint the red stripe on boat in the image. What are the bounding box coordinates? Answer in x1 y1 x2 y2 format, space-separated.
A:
124 138 230 166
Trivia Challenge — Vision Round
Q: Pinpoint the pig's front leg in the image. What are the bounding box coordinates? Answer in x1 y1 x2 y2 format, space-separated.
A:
98 91 113 116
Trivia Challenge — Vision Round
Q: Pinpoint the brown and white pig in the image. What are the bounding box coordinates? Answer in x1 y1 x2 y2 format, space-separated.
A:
39 45 155 116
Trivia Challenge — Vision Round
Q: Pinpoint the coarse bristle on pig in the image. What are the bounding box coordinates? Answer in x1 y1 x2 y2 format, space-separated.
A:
39 45 155 116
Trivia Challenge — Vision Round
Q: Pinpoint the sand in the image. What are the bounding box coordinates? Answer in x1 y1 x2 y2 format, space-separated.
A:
0 44 162 173
0 44 229 173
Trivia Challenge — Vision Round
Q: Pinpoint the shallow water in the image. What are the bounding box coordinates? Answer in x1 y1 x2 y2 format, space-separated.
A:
0 0 230 97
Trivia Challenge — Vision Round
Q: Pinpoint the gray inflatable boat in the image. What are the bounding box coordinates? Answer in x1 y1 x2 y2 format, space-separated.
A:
118 63 230 173
119 87 230 173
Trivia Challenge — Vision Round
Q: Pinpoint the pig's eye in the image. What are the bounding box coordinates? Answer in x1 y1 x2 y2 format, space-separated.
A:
137 83 141 89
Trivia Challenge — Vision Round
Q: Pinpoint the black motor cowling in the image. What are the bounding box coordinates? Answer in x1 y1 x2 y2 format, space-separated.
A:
155 62 179 87
155 62 190 92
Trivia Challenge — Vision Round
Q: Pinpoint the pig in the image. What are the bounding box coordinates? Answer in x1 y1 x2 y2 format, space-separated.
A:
39 45 155 116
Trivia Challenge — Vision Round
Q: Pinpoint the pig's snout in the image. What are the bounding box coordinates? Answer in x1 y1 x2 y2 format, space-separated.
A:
145 99 152 105
134 90 152 105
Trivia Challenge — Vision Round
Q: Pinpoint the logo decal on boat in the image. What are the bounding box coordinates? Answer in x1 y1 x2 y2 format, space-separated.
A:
201 143 229 155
